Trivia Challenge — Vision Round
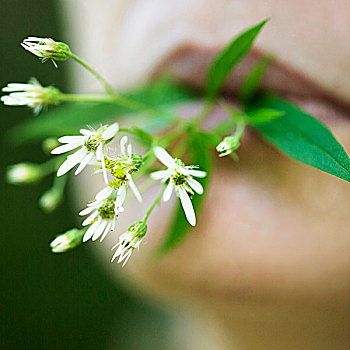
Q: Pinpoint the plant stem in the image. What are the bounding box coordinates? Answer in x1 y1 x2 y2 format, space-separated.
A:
69 53 115 96
143 185 166 223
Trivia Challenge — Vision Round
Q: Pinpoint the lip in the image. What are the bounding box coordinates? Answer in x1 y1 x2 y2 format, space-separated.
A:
152 44 350 127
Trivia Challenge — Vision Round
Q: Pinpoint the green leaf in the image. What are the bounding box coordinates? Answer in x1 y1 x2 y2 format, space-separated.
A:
8 79 196 145
248 96 350 182
238 56 272 103
245 108 284 125
206 19 269 97
157 132 212 255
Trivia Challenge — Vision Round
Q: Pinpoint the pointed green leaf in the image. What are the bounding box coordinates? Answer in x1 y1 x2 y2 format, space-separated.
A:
238 56 272 103
248 96 350 182
206 19 269 97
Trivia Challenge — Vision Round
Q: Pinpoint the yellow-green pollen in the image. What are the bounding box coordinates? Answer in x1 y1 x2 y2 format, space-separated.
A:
84 135 101 152
171 172 188 186
98 200 115 219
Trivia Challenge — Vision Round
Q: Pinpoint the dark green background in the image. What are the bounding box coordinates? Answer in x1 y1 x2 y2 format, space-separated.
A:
1 1 174 349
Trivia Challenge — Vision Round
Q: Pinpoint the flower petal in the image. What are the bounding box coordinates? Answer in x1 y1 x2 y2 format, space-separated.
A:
154 146 176 168
95 186 113 201
179 187 196 226
83 221 99 242
100 220 112 242
92 221 106 241
127 175 142 202
102 122 119 140
186 169 207 178
79 206 95 216
150 169 170 181
56 148 87 176
75 152 93 175
120 136 128 155
82 210 98 226
187 178 203 194
163 182 173 202
51 142 82 155
57 136 85 144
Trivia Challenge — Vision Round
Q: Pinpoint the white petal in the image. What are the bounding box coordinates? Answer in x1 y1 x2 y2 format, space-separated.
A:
82 210 98 226
51 142 82 155
127 144 132 157
179 187 196 226
80 129 92 136
163 182 174 202
92 221 106 241
100 220 112 242
102 123 119 140
115 185 127 208
95 186 113 201
57 136 85 144
127 175 142 202
120 136 128 155
150 170 170 181
100 150 109 185
187 178 203 194
95 143 103 161
83 221 99 242
75 152 93 175
186 169 207 178
154 146 176 168
79 206 95 216
56 149 87 176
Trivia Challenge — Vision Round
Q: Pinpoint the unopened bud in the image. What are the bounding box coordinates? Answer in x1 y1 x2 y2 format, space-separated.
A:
39 188 62 213
50 228 84 253
216 136 241 157
6 163 43 185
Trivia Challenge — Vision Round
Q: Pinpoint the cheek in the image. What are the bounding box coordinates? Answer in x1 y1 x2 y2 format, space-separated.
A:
77 124 350 305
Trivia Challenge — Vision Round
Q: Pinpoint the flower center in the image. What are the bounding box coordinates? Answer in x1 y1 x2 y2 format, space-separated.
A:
98 200 115 219
84 136 101 152
171 172 188 186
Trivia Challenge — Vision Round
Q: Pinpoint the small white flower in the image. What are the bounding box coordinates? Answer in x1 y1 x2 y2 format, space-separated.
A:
79 196 121 243
6 162 43 185
21 36 71 67
50 228 84 253
1 78 59 114
111 221 147 267
51 123 119 178
102 136 143 206
151 146 206 226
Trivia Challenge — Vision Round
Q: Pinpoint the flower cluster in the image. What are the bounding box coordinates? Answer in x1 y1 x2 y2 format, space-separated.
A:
2 36 208 267
47 125 207 265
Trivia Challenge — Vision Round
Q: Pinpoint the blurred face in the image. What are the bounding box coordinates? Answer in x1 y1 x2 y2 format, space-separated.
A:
66 0 350 305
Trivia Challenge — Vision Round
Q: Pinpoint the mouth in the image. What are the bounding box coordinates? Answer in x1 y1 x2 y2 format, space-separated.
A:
152 44 350 128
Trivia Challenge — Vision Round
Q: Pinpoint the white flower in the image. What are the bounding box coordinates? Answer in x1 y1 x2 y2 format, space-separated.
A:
6 162 43 185
102 136 143 205
50 228 84 253
150 146 206 226
79 195 121 243
21 36 71 67
51 123 119 178
111 221 147 267
1 78 59 114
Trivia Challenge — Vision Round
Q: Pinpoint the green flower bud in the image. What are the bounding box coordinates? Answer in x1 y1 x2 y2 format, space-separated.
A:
50 228 84 253
6 163 43 185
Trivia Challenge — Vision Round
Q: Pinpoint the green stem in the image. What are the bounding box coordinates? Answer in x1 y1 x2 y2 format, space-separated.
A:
40 157 63 176
69 53 115 96
143 185 166 223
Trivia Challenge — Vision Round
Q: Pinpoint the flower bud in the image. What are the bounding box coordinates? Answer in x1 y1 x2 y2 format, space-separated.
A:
42 138 60 154
216 136 241 157
21 37 71 67
39 188 62 213
50 228 84 253
6 163 43 185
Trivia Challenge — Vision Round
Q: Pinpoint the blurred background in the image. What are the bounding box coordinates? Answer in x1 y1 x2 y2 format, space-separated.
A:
1 1 178 349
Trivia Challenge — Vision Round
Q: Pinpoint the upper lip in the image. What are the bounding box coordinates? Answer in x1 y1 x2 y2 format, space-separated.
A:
153 44 350 117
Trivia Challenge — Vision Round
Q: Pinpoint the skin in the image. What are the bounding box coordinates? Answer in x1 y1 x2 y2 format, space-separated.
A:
63 1 350 348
